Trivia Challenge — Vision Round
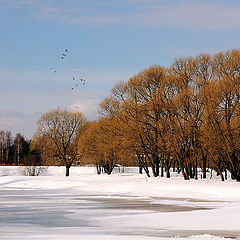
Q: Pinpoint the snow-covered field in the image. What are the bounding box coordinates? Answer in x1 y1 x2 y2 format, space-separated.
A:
0 166 239 240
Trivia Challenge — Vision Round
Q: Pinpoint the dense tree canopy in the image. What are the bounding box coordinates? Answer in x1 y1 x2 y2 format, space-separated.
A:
97 49 240 181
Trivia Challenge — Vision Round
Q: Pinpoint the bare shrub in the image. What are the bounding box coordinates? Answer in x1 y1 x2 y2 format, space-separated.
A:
19 166 48 176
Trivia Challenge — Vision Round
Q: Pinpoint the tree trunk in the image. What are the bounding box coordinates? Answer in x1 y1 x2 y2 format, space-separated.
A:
185 164 190 180
189 162 194 179
216 168 224 181
66 165 70 177
161 166 164 177
224 169 228 180
96 164 101 174
202 155 207 179
166 167 170 178
155 156 160 177
144 166 150 177
104 161 114 175
172 160 176 172
195 160 198 180
180 164 189 180
231 172 240 181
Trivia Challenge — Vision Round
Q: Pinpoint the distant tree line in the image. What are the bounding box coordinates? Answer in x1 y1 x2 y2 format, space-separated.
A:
0 130 41 165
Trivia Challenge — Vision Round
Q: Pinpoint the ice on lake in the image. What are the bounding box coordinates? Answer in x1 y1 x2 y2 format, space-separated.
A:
0 166 240 240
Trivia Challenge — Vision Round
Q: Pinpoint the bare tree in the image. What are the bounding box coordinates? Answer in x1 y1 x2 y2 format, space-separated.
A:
0 130 6 163
5 131 12 163
14 133 24 164
36 108 86 176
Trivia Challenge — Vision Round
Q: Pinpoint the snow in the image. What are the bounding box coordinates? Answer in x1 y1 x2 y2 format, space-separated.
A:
0 166 239 240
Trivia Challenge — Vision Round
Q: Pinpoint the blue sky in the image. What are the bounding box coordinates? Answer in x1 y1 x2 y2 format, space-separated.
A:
1 0 240 138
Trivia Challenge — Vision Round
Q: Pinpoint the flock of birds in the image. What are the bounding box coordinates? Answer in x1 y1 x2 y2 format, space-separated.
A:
50 49 86 91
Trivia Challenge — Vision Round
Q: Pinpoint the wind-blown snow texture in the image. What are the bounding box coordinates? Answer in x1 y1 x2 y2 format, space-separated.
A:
0 166 239 240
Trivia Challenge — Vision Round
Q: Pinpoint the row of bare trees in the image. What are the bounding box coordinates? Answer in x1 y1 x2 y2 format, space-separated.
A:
0 131 40 165
29 49 240 181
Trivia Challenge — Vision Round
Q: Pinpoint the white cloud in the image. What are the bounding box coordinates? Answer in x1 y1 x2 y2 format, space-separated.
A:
68 98 101 120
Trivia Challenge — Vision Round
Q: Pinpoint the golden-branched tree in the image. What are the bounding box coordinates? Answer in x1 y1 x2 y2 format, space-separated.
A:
169 54 213 180
100 66 176 177
202 50 240 181
36 108 86 176
31 133 58 166
79 118 130 174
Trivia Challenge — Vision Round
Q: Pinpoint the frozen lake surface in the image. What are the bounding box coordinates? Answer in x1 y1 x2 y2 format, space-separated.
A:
0 166 240 240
